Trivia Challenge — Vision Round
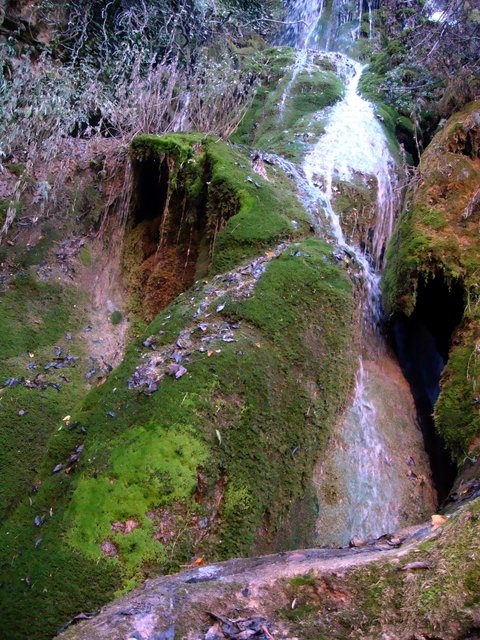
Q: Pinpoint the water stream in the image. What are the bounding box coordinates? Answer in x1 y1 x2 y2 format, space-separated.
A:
279 1 436 542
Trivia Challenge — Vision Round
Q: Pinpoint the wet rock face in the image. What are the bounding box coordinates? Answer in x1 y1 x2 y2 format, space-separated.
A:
383 100 480 477
313 351 437 546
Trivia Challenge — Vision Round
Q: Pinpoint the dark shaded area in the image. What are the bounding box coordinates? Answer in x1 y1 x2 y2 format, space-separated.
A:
395 122 420 165
446 127 480 160
132 157 170 224
126 157 211 320
390 275 464 501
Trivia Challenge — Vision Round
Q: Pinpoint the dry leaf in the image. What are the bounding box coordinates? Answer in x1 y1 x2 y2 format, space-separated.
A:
192 557 205 566
431 514 448 528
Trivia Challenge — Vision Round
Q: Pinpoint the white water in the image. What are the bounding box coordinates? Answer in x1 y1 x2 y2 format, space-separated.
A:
284 0 375 51
281 1 414 541
304 59 397 268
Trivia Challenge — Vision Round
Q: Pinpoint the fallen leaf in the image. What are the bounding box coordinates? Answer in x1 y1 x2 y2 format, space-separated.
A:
192 557 205 566
431 514 448 528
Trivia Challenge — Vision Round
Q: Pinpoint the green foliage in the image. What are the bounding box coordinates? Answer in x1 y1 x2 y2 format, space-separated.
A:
0 237 354 639
0 277 88 521
110 310 122 325
234 51 345 160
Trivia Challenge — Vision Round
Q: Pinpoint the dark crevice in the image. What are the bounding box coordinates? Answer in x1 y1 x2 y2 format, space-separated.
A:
126 153 238 322
389 274 464 502
446 127 480 159
127 156 209 320
395 123 420 165
133 157 170 224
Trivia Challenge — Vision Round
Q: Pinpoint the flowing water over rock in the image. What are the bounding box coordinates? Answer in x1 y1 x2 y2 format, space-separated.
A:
284 0 378 52
281 0 437 543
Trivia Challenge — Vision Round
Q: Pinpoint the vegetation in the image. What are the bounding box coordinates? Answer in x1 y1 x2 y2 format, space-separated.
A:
0 0 284 239
0 276 88 516
1 3 479 640
0 131 356 639
234 53 345 160
359 0 480 155
122 134 311 329
277 499 480 638
383 101 480 460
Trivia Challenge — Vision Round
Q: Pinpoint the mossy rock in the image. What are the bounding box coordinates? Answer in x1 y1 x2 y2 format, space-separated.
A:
277 500 480 638
0 130 356 640
0 276 89 519
123 133 311 328
233 51 345 160
383 101 480 460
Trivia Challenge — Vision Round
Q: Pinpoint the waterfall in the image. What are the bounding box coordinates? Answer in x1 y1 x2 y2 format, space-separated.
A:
283 0 375 51
278 0 436 543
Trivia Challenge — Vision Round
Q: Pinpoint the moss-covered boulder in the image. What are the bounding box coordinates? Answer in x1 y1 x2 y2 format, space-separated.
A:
123 134 311 330
233 48 346 160
0 135 356 640
383 101 480 463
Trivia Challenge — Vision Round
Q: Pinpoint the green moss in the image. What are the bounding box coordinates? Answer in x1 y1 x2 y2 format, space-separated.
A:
0 276 80 360
383 103 480 460
234 53 344 161
283 604 317 621
435 330 480 461
0 239 355 639
110 310 122 325
0 276 88 520
130 133 205 165
290 573 316 587
206 139 309 272
79 245 92 267
281 70 345 130
124 134 310 301
67 424 208 573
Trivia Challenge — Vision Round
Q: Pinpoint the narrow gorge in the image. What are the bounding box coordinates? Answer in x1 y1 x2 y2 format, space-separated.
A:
0 1 478 639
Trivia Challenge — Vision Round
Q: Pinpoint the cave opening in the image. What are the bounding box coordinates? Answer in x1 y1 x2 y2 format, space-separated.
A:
127 156 210 320
389 273 465 502
132 156 170 225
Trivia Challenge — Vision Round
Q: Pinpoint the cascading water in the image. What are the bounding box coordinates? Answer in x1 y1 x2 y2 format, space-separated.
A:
279 1 437 543
284 0 378 52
